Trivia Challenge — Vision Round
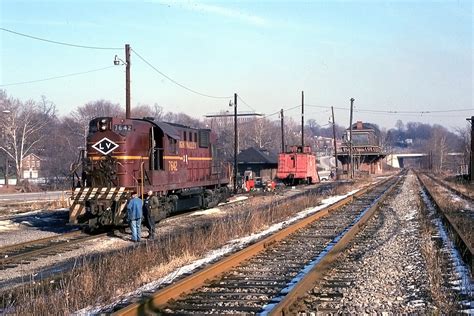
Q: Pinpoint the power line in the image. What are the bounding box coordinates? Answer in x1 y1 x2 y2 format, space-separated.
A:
1 27 121 50
131 48 231 99
356 108 473 114
306 104 347 111
306 103 473 114
236 105 300 121
0 66 117 87
237 95 256 112
352 111 469 118
205 105 299 129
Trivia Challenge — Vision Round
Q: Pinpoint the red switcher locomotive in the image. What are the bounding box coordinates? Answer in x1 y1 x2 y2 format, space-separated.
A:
276 145 320 185
70 117 230 229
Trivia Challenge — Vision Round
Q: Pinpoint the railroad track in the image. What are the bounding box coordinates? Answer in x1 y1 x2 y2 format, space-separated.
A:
285 171 473 314
287 177 407 314
0 230 107 270
422 172 474 203
416 172 473 272
111 174 402 315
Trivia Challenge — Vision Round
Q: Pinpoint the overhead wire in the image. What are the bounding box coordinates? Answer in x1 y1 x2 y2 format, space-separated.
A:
0 27 121 50
0 66 117 87
351 111 469 118
356 108 473 114
131 48 231 100
214 104 302 128
236 95 256 112
305 103 473 114
3 26 470 120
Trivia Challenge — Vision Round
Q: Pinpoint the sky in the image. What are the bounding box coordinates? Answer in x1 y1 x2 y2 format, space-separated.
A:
0 0 472 131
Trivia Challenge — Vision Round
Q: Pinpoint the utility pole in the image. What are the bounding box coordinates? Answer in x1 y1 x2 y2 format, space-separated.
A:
349 98 354 179
301 91 304 147
204 102 264 193
4 157 8 188
331 106 338 178
468 116 474 182
280 109 285 153
234 93 238 193
125 44 131 119
430 150 433 171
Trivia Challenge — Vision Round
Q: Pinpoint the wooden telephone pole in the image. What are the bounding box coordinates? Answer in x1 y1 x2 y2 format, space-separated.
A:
301 91 304 147
331 106 338 177
349 98 354 179
280 109 285 152
233 93 238 193
468 116 473 182
125 44 131 119
204 100 263 193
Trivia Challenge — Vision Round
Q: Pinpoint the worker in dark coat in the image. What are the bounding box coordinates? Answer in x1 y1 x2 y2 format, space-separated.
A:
143 190 159 239
127 191 142 242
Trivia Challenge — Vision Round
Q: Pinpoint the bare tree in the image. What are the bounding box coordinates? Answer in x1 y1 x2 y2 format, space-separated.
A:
132 103 163 120
239 117 278 150
426 125 450 172
455 124 471 174
0 91 55 180
395 119 405 133
162 111 203 127
284 117 302 148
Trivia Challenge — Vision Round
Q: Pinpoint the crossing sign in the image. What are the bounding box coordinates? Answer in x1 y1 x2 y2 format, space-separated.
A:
92 137 119 155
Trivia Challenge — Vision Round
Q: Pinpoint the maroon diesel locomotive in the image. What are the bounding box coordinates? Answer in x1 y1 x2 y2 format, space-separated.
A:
70 116 230 229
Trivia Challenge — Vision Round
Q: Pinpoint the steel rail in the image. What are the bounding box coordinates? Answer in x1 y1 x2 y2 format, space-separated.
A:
269 174 402 315
0 231 107 267
112 175 398 316
422 172 473 202
416 173 473 271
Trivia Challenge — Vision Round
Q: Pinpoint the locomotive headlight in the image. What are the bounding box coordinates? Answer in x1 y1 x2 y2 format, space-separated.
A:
98 118 109 131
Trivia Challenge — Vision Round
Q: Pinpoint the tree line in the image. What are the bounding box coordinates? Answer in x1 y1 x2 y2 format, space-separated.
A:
0 90 469 187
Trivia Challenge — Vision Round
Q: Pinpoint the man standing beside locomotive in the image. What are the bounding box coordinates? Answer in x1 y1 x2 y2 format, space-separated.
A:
143 190 159 239
127 191 143 242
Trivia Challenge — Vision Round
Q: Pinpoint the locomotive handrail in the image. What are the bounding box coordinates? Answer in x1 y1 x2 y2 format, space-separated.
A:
140 161 145 199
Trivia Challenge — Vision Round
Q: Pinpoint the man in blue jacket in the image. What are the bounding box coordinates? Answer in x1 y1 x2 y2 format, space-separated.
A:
127 191 143 242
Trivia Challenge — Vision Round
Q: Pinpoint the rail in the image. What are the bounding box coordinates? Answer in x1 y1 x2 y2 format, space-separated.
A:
0 231 107 269
422 172 473 202
112 174 401 315
416 172 473 271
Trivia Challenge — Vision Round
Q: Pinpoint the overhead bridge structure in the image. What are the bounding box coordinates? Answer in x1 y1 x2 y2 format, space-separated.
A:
386 153 428 168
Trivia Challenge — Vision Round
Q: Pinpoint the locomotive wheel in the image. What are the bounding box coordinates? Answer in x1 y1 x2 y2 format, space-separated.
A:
98 207 113 226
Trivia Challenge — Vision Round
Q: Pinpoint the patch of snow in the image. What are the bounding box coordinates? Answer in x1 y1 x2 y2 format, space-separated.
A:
404 209 417 221
189 208 222 216
221 196 248 204
0 220 20 232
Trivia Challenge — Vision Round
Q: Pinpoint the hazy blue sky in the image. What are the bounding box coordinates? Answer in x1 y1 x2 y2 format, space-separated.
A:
1 0 472 130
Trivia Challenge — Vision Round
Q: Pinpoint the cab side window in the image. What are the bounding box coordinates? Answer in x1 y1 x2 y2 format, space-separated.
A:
169 137 178 154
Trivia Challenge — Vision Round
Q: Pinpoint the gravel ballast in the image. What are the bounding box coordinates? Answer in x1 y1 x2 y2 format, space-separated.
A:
292 172 442 313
